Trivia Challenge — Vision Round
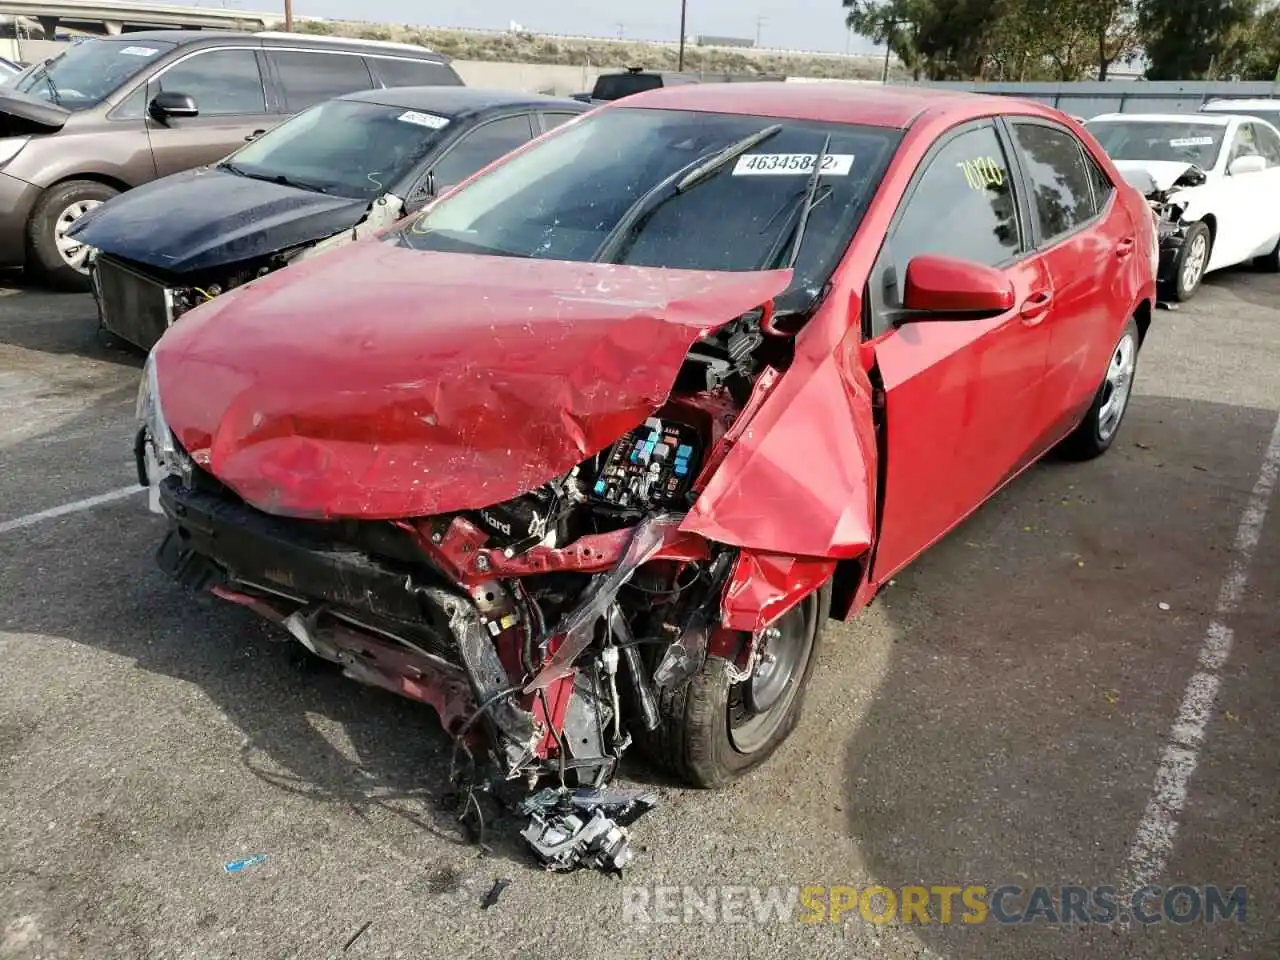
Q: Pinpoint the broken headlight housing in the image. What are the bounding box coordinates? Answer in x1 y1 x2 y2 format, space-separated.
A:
135 353 188 512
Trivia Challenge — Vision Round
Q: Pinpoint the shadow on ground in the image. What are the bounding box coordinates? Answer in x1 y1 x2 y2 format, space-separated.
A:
840 394 1280 957
0 278 142 369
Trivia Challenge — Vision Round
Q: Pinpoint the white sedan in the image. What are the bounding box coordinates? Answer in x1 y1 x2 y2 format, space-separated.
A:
1086 112 1280 301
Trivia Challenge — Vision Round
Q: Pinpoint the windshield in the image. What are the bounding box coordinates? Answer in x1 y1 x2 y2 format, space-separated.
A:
13 38 174 111
396 106 901 309
1086 120 1225 169
225 99 450 200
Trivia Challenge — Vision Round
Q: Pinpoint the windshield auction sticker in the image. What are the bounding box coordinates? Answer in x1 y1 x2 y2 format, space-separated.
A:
120 46 160 57
733 153 855 175
1169 137 1215 147
398 110 450 130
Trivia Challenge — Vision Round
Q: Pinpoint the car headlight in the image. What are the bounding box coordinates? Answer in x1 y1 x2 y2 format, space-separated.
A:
0 136 29 167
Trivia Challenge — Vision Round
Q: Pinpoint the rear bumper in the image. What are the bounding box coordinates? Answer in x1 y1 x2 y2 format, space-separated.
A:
0 172 40 266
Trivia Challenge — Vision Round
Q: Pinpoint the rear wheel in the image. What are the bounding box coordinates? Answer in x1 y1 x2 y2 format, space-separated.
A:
642 584 829 788
27 180 118 292
1056 316 1140 461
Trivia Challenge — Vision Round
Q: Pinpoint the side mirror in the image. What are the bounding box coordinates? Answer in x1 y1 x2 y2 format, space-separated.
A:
899 254 1015 321
1227 154 1266 176
149 91 199 121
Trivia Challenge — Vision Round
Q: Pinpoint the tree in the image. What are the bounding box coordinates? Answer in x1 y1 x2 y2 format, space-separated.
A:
843 0 925 78
1138 0 1258 79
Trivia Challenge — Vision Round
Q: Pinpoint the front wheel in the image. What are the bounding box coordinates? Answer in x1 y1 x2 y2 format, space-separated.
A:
642 583 829 788
1168 221 1210 302
27 180 118 292
1055 316 1140 461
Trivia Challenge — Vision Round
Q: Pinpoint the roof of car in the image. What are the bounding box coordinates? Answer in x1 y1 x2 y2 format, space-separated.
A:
94 29 449 61
339 86 587 115
1202 98 1280 110
1088 112 1233 126
611 81 1022 129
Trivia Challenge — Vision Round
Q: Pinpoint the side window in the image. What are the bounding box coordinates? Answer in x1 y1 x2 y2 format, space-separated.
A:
370 57 462 88
1011 122 1096 243
156 49 265 116
889 124 1021 271
431 115 535 190
269 51 374 111
1227 122 1259 164
539 112 580 132
1083 149 1115 212
1255 123 1280 166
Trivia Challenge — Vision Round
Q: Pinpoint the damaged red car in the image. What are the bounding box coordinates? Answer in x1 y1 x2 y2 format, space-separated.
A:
138 84 1156 806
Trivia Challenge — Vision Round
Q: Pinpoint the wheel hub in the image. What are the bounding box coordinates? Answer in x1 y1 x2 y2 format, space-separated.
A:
730 602 816 755
1097 332 1136 441
53 199 103 273
1182 233 1207 292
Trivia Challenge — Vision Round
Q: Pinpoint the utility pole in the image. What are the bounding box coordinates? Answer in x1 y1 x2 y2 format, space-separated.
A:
677 0 687 70
755 16 766 47
283 0 293 31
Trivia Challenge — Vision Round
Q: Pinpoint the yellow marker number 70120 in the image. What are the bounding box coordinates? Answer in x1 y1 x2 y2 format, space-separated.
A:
957 157 1005 191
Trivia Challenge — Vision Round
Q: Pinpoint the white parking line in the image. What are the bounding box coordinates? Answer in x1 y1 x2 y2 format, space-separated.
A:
0 485 143 535
1121 411 1280 896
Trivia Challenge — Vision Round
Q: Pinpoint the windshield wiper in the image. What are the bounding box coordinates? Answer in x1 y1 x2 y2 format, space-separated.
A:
219 162 329 194
28 62 60 106
593 123 783 263
784 133 831 269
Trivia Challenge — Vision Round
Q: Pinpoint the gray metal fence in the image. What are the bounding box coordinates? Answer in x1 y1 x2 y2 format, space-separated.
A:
894 80 1280 118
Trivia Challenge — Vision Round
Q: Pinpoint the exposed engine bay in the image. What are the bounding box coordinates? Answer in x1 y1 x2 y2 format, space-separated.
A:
1116 162 1207 294
89 195 405 352
139 298 810 873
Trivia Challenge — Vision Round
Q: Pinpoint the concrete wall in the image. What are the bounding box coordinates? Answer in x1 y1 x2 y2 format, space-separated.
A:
1 37 66 62
452 60 601 96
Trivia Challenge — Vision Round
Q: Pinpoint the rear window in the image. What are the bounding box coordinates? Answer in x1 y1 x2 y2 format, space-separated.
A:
369 56 462 89
590 72 664 101
397 106 902 312
268 50 374 111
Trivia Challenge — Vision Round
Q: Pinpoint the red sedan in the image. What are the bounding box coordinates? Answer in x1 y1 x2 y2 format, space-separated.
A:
137 83 1156 798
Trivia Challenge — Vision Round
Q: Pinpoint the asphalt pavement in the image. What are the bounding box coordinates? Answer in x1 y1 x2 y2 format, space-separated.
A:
0 267 1277 959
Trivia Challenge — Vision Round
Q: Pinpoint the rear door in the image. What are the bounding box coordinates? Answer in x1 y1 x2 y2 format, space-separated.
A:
867 119 1053 583
145 47 279 177
264 49 376 113
1006 118 1136 442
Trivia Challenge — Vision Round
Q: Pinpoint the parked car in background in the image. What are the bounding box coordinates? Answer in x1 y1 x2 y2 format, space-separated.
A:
73 87 588 351
570 66 785 104
0 56 21 80
1087 111 1280 301
1200 97 1280 128
136 84 1155 812
0 30 462 290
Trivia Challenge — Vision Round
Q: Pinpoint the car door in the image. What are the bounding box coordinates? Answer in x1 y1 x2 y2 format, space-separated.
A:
1213 120 1271 267
1248 121 1280 256
866 120 1054 583
264 49 377 112
426 113 537 195
1006 118 1136 442
145 47 279 177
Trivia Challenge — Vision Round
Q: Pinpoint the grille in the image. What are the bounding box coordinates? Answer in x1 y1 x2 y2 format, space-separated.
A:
94 257 173 351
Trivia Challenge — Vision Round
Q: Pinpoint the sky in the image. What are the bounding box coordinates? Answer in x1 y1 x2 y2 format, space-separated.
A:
182 0 881 55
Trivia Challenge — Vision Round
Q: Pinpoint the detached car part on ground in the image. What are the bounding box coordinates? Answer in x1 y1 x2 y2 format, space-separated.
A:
70 87 588 352
1088 112 1280 302
136 84 1157 872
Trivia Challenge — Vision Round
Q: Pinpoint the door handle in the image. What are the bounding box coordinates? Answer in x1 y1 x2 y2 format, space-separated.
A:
244 129 266 142
1019 290 1053 322
1115 236 1135 258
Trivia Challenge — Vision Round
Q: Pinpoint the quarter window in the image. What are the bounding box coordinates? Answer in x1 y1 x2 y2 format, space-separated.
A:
890 123 1022 270
156 49 265 116
431 115 535 190
269 51 374 111
1012 122 1097 243
370 57 461 88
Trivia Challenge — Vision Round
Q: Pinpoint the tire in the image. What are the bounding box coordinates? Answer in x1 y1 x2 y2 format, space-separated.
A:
640 583 830 789
1167 221 1210 302
1055 315 1140 461
26 180 119 292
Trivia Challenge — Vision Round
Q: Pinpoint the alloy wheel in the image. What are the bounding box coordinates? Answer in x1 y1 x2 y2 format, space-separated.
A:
53 199 103 273
1097 332 1137 442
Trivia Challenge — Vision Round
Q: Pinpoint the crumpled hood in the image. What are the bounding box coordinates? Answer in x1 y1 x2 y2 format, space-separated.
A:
70 166 369 275
153 240 792 520
1113 159 1204 195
